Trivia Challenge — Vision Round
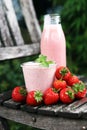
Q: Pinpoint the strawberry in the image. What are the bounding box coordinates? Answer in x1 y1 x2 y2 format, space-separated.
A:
67 75 80 86
26 90 43 106
53 79 67 91
12 86 27 102
55 66 71 81
44 87 59 105
60 87 75 104
72 82 86 99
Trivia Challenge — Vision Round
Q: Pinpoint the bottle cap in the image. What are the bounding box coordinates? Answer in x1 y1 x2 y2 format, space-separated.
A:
44 14 60 25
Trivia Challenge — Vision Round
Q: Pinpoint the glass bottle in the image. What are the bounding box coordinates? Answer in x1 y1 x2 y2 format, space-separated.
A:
41 14 66 67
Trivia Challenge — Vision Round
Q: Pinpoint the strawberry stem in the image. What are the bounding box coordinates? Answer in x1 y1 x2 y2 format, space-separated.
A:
52 88 59 93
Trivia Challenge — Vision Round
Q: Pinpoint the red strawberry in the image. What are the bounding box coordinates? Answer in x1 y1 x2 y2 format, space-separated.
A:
53 79 67 91
67 75 80 86
26 90 43 106
72 82 86 99
44 87 59 105
55 66 71 81
60 87 75 104
12 86 27 102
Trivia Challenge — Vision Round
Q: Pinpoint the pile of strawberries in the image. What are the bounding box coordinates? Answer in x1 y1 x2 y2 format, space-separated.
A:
12 66 87 106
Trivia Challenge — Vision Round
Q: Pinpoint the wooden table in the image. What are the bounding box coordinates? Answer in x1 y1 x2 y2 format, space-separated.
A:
0 75 87 130
0 106 87 130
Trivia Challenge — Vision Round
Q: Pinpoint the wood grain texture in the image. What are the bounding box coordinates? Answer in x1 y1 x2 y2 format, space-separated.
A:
20 0 41 43
0 43 40 60
3 0 24 45
3 99 22 109
0 90 12 105
0 117 9 130
0 40 2 47
0 0 14 46
0 106 87 130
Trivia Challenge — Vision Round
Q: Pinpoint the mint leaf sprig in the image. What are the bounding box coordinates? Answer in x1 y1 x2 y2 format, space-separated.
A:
35 55 54 67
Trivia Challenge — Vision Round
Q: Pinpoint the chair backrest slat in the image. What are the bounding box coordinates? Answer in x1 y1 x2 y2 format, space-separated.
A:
3 0 24 46
0 43 40 60
20 0 41 43
0 40 2 47
0 0 41 61
0 0 14 47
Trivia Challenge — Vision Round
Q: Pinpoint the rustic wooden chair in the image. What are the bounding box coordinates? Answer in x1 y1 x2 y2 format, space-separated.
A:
0 0 41 129
0 0 87 130
0 0 41 60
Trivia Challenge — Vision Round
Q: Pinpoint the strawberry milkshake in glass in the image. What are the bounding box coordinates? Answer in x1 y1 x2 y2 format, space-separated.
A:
21 62 56 93
41 14 66 67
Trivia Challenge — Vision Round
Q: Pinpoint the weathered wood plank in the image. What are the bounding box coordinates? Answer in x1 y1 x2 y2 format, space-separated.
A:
82 108 87 119
0 106 87 130
78 75 87 84
64 97 87 110
2 97 87 119
0 40 2 47
0 90 12 105
20 0 41 43
0 0 14 46
56 102 85 119
3 0 24 45
0 29 4 47
21 104 39 113
0 117 9 130
3 99 22 109
0 43 40 60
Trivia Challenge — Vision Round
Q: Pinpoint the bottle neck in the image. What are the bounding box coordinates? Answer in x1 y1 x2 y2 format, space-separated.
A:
44 14 60 26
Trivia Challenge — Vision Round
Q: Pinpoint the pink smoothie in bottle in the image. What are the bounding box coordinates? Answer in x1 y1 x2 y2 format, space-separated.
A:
21 62 56 93
41 14 66 67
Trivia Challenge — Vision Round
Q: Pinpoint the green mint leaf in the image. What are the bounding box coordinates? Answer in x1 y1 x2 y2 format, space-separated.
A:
47 60 54 64
35 54 54 67
39 55 47 62
35 55 47 63
41 61 49 67
35 58 41 63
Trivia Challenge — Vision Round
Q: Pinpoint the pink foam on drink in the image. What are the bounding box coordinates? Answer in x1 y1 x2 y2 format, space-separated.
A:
21 62 56 93
41 24 66 67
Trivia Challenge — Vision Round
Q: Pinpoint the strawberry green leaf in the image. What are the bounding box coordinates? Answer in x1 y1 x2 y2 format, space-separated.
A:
20 87 27 96
60 68 69 76
34 90 43 102
66 90 74 100
73 82 85 93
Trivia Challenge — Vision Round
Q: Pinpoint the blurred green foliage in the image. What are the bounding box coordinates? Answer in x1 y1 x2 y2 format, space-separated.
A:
50 0 67 6
61 0 87 74
8 120 40 130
